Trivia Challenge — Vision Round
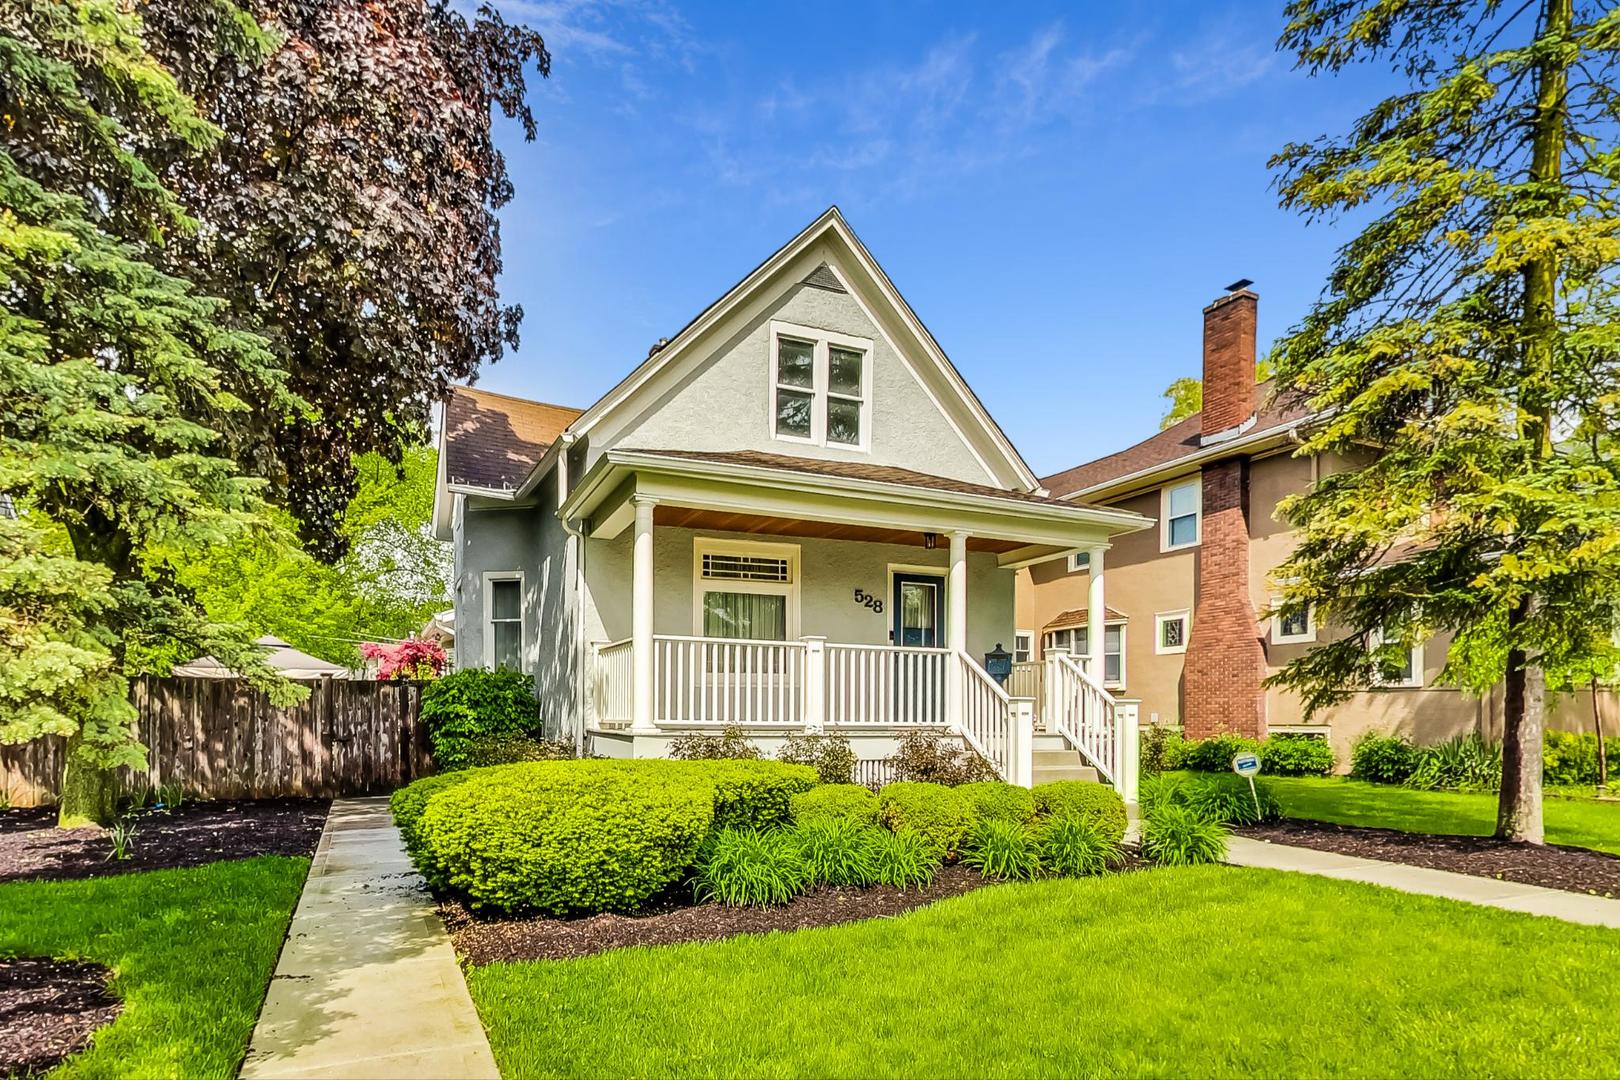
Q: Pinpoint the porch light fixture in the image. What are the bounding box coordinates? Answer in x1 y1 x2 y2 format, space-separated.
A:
923 532 937 549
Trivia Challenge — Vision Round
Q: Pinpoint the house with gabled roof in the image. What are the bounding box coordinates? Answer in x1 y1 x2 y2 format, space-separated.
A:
432 208 1153 798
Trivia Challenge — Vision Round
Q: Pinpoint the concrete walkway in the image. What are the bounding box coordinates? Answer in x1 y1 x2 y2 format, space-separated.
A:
241 797 499 1079
1227 835 1620 929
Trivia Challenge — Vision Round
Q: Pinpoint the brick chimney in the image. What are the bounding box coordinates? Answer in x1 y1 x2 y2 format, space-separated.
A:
1200 286 1258 439
1183 285 1266 740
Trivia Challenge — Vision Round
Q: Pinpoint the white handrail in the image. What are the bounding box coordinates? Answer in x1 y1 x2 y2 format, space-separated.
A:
955 651 1012 781
1045 652 1117 783
824 643 949 726
593 639 634 725
655 636 807 726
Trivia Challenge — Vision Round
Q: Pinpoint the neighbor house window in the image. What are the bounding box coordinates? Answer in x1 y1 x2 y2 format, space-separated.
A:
1013 630 1033 664
484 574 524 671
1155 610 1189 655
1067 550 1091 573
770 321 872 449
1272 602 1316 645
693 538 799 641
1370 630 1424 688
1162 478 1201 551
1044 623 1125 687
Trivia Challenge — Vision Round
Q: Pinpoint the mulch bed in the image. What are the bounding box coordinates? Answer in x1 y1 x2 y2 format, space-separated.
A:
0 957 121 1076
1238 818 1620 898
0 799 329 884
444 864 996 964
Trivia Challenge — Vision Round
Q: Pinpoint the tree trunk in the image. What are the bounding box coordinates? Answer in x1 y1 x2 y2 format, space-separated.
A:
1497 611 1546 843
1595 678 1609 794
58 731 119 828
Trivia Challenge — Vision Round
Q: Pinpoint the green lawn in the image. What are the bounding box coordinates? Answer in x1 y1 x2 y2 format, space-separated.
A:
468 866 1620 1079
0 856 309 1079
1260 775 1620 855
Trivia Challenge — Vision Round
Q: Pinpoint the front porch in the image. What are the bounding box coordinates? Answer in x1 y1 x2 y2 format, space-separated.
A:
561 448 1150 800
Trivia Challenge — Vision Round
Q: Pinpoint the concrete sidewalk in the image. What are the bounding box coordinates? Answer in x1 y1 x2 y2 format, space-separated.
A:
240 797 499 1079
1227 835 1620 929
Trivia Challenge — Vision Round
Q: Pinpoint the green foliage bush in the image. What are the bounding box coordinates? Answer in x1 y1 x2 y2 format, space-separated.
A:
1542 730 1602 786
1142 804 1229 866
1178 734 1263 773
1031 781 1127 843
693 827 810 906
1138 772 1186 815
789 784 879 827
668 724 761 761
389 769 487 880
667 760 818 829
956 781 1036 827
1038 811 1122 877
419 669 540 770
877 782 973 857
869 828 940 890
1183 775 1281 826
792 819 881 887
777 733 856 784
885 730 998 785
1140 725 1187 775
1258 735 1335 776
461 733 575 768
962 818 1042 881
1350 732 1420 784
416 761 713 914
1406 734 1501 792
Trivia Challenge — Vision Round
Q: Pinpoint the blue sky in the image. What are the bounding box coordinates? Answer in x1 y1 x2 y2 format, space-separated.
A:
478 0 1390 476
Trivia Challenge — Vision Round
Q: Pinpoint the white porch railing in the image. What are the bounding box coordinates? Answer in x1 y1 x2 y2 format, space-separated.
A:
1008 660 1042 705
957 652 1019 784
653 636 807 726
1044 652 1138 802
594 639 633 725
824 643 948 727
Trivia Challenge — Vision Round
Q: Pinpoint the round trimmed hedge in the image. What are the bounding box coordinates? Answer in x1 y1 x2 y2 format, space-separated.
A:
790 783 880 827
877 782 973 857
1031 780 1127 843
957 781 1036 826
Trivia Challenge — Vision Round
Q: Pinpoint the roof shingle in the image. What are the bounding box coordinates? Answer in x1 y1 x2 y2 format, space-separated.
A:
444 386 583 492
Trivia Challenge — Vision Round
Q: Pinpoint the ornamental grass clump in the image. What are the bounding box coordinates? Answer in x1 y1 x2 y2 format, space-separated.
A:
962 818 1042 882
869 828 940 890
793 819 880 887
1037 811 1122 877
693 827 810 907
1183 775 1281 826
1142 804 1229 866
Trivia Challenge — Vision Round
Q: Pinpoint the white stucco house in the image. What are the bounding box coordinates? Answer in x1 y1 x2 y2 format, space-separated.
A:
431 209 1151 800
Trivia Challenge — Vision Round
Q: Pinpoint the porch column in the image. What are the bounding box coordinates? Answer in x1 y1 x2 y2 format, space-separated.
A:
1087 544 1107 681
631 495 658 734
946 530 969 731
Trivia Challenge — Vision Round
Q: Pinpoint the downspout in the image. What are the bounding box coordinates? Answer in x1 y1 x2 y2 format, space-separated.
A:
557 433 589 758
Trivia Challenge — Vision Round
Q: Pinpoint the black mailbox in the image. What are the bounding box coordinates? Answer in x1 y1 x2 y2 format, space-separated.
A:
983 642 1012 686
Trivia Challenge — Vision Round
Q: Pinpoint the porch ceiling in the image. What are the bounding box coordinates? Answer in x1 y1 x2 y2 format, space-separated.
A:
653 505 1026 553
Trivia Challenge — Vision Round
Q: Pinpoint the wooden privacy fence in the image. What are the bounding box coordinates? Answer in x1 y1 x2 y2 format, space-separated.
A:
1 677 432 807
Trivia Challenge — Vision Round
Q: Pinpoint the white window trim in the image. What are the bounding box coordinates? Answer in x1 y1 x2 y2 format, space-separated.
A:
1154 609 1190 655
1044 621 1127 690
1066 550 1091 573
1013 629 1034 664
768 320 874 452
482 571 525 671
1271 601 1317 645
691 537 801 639
1161 476 1202 552
1370 629 1424 688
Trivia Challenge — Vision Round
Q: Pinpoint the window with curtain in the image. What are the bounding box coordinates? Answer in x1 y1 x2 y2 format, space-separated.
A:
701 592 787 641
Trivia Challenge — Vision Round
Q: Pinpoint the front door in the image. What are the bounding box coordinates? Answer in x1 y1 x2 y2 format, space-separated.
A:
892 573 945 647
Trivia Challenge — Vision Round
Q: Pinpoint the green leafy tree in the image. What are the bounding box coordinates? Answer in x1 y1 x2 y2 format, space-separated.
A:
0 0 302 825
1158 360 1275 429
1264 0 1620 841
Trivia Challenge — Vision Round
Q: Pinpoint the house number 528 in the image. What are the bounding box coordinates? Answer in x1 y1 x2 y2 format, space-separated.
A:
853 588 884 614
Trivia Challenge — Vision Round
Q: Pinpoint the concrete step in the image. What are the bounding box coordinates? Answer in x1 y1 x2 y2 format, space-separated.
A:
1033 764 1101 784
1033 749 1083 767
1031 734 1069 752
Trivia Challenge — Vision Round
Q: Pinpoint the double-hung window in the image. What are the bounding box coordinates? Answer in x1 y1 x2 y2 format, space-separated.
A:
770 321 872 449
1370 630 1424 688
1162 478 1201 551
693 539 800 642
484 574 524 671
1013 630 1033 664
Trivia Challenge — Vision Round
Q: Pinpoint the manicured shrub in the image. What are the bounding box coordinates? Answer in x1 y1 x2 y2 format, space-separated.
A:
389 769 487 875
693 827 810 907
1140 725 1187 776
790 784 880 827
669 760 819 829
962 818 1042 881
1406 733 1501 792
1542 730 1601 786
1142 804 1229 866
1350 732 1419 784
793 819 881 887
1183 775 1281 826
777 733 857 784
869 828 940 890
417 761 713 914
877 782 973 857
1179 734 1264 773
461 733 575 768
886 730 998 785
418 669 541 770
669 724 760 761
1031 781 1127 843
1258 734 1335 777
957 781 1037 827
1038 811 1122 877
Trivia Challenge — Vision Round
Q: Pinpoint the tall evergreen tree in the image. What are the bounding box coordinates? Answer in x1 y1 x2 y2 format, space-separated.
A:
1266 0 1620 841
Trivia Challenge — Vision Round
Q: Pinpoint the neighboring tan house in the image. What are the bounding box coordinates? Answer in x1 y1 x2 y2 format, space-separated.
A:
1017 284 1596 765
432 209 1152 799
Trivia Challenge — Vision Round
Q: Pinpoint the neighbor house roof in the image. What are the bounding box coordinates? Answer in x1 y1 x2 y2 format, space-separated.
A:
1041 381 1316 499
173 635 350 680
443 386 583 492
1042 607 1129 633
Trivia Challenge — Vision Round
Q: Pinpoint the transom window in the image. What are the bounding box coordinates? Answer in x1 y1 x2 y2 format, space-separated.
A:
1162 478 1201 551
693 538 800 642
770 321 873 450
1044 624 1125 688
1155 610 1189 655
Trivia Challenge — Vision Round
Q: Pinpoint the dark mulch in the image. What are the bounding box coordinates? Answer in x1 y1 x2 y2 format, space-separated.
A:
1239 818 1620 897
0 799 329 884
444 864 997 964
0 957 121 1076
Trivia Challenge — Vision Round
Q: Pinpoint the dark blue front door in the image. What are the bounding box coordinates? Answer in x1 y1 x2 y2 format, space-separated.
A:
891 573 945 648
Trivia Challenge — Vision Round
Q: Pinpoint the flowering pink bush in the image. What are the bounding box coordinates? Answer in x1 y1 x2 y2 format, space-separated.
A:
359 638 447 680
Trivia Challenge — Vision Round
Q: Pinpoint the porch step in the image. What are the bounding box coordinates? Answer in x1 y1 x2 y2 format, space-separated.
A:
1031 734 1069 753
1031 746 1100 785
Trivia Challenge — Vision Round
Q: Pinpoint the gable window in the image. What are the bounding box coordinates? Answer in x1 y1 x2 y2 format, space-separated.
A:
770 321 873 450
484 573 524 671
1013 630 1033 664
1162 478 1201 551
693 538 800 641
1272 602 1316 645
1043 623 1125 688
1155 610 1189 655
